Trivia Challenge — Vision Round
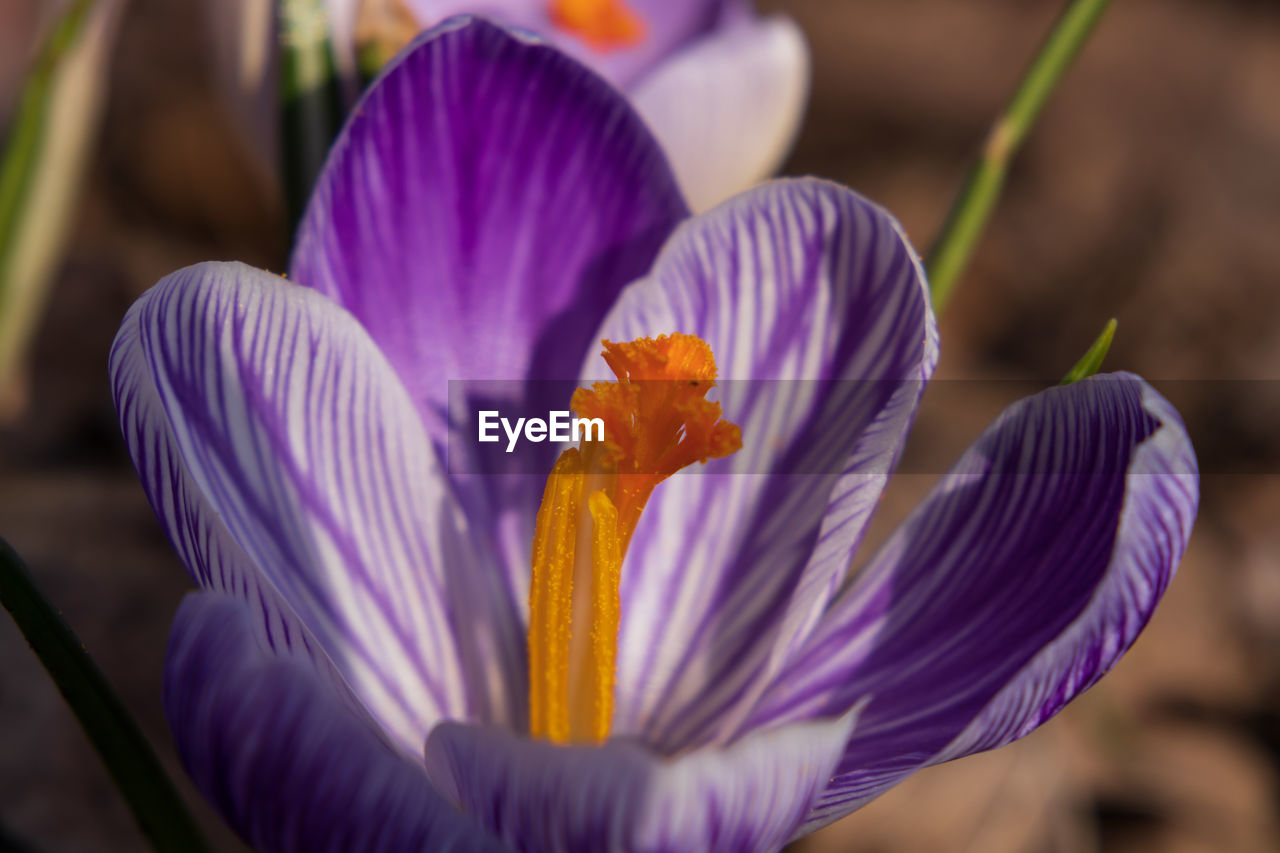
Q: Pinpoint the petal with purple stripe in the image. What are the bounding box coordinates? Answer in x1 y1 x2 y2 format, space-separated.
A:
748 375 1197 834
630 14 809 212
166 592 507 853
588 178 937 750
110 261 521 746
424 704 859 853
290 17 688 605
291 16 686 447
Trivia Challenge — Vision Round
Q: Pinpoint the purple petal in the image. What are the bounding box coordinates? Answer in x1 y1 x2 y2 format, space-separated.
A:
166 592 507 853
424 705 859 853
110 261 523 748
291 16 686 446
290 17 688 603
749 374 1198 834
392 6 791 209
630 14 809 211
588 179 937 750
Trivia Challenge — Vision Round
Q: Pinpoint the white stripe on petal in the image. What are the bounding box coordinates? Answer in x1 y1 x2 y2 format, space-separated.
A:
290 19 689 626
111 261 515 747
587 179 937 750
749 375 1197 835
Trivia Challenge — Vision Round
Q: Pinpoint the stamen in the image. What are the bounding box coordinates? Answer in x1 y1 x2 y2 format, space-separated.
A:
527 333 741 744
527 449 583 743
548 0 646 52
585 490 622 742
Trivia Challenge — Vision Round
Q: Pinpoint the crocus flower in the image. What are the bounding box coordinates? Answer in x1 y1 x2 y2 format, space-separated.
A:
356 0 807 210
110 17 1198 853
213 0 807 212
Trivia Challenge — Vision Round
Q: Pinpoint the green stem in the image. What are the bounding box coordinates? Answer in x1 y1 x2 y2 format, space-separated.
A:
0 0 96 290
0 538 210 853
279 0 345 237
925 0 1113 312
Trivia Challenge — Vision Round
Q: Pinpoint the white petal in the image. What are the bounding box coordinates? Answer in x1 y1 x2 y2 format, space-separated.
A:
630 15 810 212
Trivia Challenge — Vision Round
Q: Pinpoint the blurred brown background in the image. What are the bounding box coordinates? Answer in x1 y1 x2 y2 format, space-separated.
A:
1 0 1278 850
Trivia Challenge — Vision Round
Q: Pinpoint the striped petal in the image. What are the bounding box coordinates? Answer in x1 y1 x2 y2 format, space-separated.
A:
110 261 522 747
424 705 859 853
166 592 505 853
290 17 687 607
589 178 937 750
291 16 686 448
749 375 1198 835
630 14 809 212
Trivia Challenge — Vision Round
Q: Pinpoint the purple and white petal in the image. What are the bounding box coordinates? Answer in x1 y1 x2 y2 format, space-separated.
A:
166 592 507 853
401 1 739 88
424 704 859 853
558 0 746 89
291 16 686 447
748 374 1197 834
113 312 378 721
110 261 523 746
630 14 809 212
588 178 937 750
290 17 688 603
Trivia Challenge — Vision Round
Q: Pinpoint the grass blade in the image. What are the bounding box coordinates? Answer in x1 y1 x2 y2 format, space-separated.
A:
0 0 124 419
925 0 1113 312
0 537 209 852
279 0 345 234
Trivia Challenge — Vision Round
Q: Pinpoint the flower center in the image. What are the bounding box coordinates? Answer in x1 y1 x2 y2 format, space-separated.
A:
527 334 741 744
548 0 646 52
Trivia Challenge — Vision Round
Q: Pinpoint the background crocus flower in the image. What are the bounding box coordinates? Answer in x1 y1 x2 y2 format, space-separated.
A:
212 0 807 212
354 0 809 210
110 17 1198 853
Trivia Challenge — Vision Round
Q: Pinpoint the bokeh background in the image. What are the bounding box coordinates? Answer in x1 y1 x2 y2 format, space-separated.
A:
2 0 1278 850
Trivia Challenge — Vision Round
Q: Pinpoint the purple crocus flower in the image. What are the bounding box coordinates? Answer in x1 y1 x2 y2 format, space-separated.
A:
110 17 1198 853
212 1 805 210
330 0 807 210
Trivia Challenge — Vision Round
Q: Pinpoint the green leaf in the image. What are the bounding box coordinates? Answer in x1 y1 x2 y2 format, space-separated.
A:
1060 317 1117 385
925 0 1113 313
279 0 346 236
0 0 123 419
0 537 210 852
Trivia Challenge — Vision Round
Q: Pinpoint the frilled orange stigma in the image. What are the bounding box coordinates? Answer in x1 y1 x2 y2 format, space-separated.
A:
548 0 646 52
527 333 741 744
574 335 743 546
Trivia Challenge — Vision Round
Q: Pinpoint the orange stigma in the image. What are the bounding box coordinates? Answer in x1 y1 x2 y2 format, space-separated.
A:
549 0 646 52
526 334 741 744
573 335 743 548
